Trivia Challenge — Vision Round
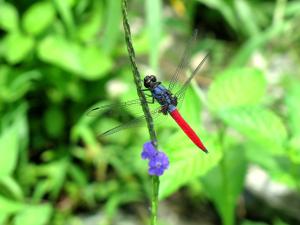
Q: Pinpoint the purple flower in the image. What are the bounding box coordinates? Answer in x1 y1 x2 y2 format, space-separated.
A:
148 151 169 176
141 141 169 176
141 141 157 159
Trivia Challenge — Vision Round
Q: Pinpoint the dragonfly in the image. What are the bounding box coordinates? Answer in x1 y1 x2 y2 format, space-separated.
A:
87 31 209 153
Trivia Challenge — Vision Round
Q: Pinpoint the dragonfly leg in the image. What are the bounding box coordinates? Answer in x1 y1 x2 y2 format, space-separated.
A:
145 96 155 104
159 105 168 115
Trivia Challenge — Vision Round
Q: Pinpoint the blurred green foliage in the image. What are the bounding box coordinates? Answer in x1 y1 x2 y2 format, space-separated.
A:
0 0 300 225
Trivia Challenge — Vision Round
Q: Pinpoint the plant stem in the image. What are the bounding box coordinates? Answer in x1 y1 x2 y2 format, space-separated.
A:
151 176 160 225
121 0 160 224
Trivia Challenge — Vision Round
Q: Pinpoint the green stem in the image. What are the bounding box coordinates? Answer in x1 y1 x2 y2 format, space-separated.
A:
151 176 159 225
121 0 160 224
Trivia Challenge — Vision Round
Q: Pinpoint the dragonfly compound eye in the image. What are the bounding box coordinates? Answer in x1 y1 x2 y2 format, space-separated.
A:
150 75 157 82
144 75 152 88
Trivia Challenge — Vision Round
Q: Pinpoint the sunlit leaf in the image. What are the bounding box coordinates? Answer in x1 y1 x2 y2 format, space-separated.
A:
0 177 24 201
0 2 19 32
220 106 287 155
208 68 266 112
159 132 222 199
14 204 52 225
22 1 56 35
1 33 34 64
0 125 19 178
37 35 113 79
0 196 24 214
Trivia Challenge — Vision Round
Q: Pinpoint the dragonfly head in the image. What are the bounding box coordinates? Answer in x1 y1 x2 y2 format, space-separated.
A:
144 75 158 89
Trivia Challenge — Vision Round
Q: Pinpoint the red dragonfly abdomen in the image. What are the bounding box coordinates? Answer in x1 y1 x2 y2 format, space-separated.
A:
170 109 207 153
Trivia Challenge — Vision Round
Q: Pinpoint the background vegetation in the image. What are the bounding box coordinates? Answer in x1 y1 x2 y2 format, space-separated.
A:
0 0 300 224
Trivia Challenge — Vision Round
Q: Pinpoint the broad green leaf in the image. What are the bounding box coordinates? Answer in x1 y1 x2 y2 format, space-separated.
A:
146 0 162 72
220 107 287 154
0 125 19 178
0 196 24 214
0 2 19 32
285 81 300 135
22 1 56 35
159 132 222 199
0 213 7 224
208 68 266 112
14 204 52 225
1 33 34 64
37 35 113 79
202 148 247 225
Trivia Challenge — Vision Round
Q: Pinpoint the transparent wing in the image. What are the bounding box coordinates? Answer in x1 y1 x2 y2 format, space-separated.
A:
86 97 152 117
168 30 198 93
175 53 210 100
96 106 162 137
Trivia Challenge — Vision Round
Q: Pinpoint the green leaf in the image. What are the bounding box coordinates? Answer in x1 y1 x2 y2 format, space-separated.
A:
208 68 266 112
22 1 56 35
0 68 41 102
202 148 247 225
14 204 52 225
0 196 24 214
37 35 113 79
0 125 19 178
1 33 34 64
0 177 24 201
220 107 287 154
0 2 19 32
52 0 75 35
159 132 222 199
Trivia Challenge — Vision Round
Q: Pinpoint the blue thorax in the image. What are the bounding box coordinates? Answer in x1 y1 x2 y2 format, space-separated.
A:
151 84 176 112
